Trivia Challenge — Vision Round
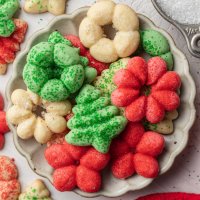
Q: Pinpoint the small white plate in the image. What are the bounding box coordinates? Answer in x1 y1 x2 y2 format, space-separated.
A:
6 7 196 198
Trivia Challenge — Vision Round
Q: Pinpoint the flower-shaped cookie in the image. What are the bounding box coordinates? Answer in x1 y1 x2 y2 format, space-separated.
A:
19 179 52 200
45 141 110 193
23 31 97 102
0 0 19 37
24 0 67 15
110 122 165 179
0 156 20 200
7 89 71 144
0 19 28 75
111 56 181 124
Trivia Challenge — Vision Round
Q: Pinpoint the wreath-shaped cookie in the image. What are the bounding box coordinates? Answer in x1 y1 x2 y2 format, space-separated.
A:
0 0 19 37
7 89 72 144
79 0 140 63
23 32 97 102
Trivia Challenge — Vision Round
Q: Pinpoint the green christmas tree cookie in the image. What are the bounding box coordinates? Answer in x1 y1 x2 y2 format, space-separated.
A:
66 84 127 153
93 58 130 96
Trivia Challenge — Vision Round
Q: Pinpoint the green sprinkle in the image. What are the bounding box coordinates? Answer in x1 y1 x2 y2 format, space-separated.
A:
66 84 127 153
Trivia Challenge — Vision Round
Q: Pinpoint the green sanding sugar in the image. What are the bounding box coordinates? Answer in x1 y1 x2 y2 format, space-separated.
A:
23 63 50 93
53 67 63 78
76 84 101 104
66 84 127 153
61 64 84 93
48 31 72 46
54 43 80 68
68 106 119 129
0 0 19 20
0 19 15 37
72 96 111 116
141 29 170 56
94 58 129 96
27 42 54 68
23 31 97 102
40 79 69 101
0 0 19 37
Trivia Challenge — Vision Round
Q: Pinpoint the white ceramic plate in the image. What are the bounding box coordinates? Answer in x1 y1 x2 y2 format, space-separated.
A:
6 7 196 198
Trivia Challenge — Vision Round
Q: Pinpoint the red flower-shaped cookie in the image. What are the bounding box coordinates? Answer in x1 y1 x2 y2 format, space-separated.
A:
0 156 20 200
110 122 164 179
45 141 110 193
111 57 181 123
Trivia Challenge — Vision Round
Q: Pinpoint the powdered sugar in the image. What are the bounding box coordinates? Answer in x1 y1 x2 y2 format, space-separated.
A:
156 0 200 25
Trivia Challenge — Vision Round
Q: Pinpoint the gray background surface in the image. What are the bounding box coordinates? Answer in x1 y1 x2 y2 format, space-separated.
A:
1 0 200 199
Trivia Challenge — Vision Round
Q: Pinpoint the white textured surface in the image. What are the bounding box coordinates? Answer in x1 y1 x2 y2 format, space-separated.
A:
156 0 200 25
0 0 200 199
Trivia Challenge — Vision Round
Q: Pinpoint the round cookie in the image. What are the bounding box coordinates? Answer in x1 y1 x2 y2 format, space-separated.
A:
79 1 140 63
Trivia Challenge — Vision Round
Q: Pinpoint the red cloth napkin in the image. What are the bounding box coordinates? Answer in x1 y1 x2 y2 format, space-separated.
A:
136 192 200 200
